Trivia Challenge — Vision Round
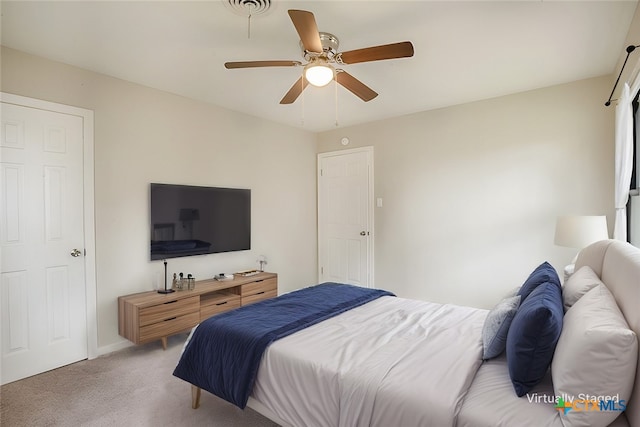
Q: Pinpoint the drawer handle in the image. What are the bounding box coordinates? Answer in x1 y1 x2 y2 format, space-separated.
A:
255 279 264 283
255 291 265 295
165 317 177 321
216 301 228 306
164 300 178 305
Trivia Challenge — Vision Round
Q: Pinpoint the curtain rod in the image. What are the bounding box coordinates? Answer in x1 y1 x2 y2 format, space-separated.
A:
605 44 640 106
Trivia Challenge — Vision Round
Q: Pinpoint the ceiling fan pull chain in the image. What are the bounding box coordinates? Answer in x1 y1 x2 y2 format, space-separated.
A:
301 69 305 126
335 75 339 127
245 2 256 39
247 6 252 39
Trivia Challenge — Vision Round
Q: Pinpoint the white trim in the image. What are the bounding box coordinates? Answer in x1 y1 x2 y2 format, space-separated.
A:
317 146 375 287
0 92 98 360
96 339 133 357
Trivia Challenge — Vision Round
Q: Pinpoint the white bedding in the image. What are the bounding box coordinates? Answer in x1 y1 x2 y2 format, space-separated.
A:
457 354 562 427
251 295 487 427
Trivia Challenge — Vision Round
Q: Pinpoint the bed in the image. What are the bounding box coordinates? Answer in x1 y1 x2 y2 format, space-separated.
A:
174 239 640 427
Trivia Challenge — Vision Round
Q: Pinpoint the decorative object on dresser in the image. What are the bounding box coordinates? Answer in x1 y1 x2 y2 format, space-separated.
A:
157 260 175 294
118 272 277 349
256 255 267 272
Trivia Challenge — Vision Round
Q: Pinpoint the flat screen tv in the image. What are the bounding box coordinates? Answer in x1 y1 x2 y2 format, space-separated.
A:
150 183 251 260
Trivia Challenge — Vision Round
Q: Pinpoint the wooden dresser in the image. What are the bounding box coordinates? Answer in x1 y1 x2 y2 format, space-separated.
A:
118 272 277 349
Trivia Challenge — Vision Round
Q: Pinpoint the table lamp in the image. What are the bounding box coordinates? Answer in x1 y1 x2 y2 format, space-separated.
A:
554 215 608 279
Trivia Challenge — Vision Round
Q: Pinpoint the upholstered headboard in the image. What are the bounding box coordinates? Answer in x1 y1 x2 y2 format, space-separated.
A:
575 240 640 427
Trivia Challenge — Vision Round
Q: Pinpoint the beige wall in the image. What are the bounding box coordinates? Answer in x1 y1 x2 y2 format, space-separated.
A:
318 76 615 308
1 47 319 351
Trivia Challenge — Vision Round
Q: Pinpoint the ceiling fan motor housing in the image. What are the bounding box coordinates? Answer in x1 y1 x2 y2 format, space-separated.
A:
301 32 339 60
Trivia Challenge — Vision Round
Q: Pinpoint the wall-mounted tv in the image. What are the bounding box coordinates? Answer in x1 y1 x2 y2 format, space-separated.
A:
150 183 251 260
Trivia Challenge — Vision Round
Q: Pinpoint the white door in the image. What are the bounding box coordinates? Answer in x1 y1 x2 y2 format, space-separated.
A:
1 100 89 384
318 147 374 287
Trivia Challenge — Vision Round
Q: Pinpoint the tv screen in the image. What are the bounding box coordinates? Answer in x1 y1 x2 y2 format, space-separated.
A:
150 183 251 260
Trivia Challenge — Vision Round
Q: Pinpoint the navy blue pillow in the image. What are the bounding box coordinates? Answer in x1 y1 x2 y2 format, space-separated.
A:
506 281 563 397
517 262 560 302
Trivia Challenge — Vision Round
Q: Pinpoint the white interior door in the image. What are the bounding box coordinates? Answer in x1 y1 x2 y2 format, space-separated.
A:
1 100 89 384
318 147 374 287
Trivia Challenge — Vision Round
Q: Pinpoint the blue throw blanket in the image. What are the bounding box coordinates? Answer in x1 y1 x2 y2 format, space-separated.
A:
173 282 395 408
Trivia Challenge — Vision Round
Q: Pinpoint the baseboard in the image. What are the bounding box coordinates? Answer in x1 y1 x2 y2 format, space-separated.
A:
94 339 133 358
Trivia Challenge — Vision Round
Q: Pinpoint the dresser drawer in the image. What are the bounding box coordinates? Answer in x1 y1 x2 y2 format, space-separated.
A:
241 278 277 297
200 292 241 321
139 311 199 343
242 288 278 306
139 296 199 327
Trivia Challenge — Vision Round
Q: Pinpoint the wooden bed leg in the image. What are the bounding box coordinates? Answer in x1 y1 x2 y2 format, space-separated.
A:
191 385 201 409
161 336 167 350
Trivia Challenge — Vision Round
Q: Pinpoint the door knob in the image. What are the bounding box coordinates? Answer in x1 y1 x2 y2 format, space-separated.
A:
70 249 82 257
360 231 367 236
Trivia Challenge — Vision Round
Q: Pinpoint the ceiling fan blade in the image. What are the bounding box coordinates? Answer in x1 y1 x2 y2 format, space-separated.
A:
336 71 378 102
288 10 323 54
225 60 301 69
339 41 414 64
280 77 309 104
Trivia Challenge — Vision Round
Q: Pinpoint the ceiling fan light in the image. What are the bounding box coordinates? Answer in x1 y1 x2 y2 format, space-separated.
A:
305 64 334 87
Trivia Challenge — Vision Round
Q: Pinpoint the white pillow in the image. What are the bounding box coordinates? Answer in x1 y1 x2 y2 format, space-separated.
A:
562 266 604 312
552 284 638 427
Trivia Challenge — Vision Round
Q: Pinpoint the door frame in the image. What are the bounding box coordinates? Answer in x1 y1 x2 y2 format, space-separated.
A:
317 146 375 287
1 92 98 360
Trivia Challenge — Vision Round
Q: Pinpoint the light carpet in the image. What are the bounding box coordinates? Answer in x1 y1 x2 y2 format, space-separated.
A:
0 333 280 426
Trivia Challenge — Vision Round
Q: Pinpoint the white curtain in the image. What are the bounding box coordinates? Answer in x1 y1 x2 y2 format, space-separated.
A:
614 83 633 241
614 69 640 241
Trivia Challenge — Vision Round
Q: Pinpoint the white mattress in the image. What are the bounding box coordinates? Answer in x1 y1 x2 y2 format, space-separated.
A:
251 295 487 427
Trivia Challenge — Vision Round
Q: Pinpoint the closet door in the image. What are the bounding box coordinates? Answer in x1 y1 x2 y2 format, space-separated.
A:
318 147 374 288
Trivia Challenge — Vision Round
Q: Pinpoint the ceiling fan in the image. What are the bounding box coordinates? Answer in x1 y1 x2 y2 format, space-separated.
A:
224 9 415 104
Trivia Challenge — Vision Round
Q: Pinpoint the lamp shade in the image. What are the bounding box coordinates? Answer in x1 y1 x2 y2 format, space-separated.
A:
554 215 608 249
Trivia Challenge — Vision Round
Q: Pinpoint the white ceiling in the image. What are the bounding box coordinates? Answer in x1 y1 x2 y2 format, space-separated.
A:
1 1 637 132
